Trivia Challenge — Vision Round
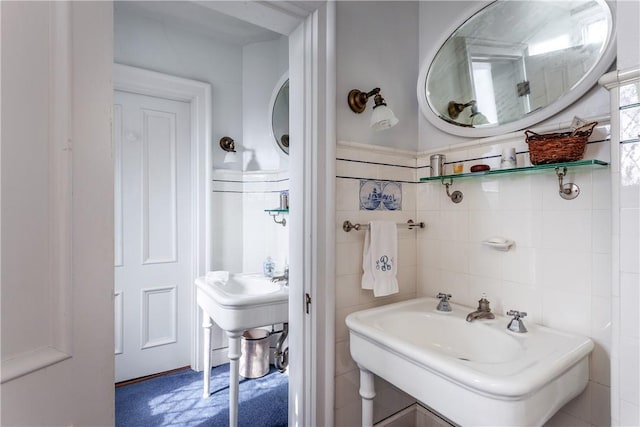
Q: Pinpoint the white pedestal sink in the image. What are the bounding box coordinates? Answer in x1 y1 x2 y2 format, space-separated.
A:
346 297 593 427
195 273 288 427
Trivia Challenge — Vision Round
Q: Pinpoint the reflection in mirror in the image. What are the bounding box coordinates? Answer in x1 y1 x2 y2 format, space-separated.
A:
271 77 289 155
419 0 615 137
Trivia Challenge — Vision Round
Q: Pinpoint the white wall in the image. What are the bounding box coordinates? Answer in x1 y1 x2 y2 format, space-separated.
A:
608 2 640 421
114 4 244 170
610 76 640 427
115 4 289 272
115 5 289 172
416 126 612 427
336 1 419 152
333 1 638 426
212 169 290 275
115 5 291 366
334 145 419 426
243 38 290 171
616 0 640 70
334 4 420 419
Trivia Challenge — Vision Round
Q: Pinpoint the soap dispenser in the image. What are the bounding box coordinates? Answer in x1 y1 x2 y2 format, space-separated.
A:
263 256 275 277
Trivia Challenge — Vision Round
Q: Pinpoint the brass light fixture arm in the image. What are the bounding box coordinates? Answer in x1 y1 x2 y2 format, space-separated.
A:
348 88 381 113
447 100 476 120
219 136 236 152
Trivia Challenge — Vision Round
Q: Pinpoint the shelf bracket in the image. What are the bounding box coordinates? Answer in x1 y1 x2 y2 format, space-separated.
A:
441 178 463 203
269 212 287 226
555 167 580 200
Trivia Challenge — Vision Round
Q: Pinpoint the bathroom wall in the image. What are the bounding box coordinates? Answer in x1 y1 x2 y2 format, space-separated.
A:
416 124 613 427
334 144 420 425
610 3 640 421
336 1 419 152
115 4 289 274
335 130 614 427
213 37 290 275
335 2 421 423
612 77 640 427
114 4 243 169
115 5 290 363
616 1 640 70
333 1 638 426
242 38 289 172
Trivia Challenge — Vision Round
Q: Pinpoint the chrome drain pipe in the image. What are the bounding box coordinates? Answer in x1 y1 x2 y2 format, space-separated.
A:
273 322 289 372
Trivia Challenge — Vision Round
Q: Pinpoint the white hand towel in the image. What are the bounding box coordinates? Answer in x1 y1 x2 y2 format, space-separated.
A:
361 221 398 297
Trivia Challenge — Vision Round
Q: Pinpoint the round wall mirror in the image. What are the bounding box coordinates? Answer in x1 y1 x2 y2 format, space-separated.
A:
417 0 616 138
270 74 289 155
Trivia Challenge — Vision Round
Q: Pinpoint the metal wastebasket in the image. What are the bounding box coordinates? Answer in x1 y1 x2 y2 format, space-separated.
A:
239 328 270 378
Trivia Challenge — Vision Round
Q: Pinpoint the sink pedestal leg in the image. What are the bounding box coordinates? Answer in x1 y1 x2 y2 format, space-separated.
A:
201 315 213 398
358 365 376 427
227 330 242 427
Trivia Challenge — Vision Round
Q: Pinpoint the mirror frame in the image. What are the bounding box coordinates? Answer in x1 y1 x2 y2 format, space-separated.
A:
416 0 617 138
269 71 290 156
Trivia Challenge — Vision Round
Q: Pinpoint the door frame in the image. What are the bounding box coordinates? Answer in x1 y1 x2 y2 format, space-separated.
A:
113 63 212 371
288 5 336 426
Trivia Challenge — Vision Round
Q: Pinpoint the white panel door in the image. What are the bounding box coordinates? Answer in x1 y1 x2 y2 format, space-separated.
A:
114 90 191 382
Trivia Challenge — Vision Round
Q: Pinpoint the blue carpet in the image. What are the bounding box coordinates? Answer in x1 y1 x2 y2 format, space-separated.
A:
116 364 288 427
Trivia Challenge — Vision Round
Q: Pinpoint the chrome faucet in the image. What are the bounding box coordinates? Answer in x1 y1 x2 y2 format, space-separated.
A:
506 310 528 333
271 265 289 286
436 293 452 312
466 295 495 322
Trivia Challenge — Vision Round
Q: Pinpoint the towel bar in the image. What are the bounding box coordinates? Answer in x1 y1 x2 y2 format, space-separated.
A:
342 219 425 232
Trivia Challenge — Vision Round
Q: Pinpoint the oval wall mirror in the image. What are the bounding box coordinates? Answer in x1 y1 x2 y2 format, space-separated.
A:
270 73 289 155
417 0 616 138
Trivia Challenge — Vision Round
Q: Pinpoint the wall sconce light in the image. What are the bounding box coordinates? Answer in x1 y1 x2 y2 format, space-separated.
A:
447 100 476 120
219 136 238 163
348 87 399 131
447 100 488 125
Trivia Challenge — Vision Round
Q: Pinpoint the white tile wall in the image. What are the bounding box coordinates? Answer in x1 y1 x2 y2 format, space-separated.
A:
336 122 618 426
613 78 640 426
416 133 612 426
335 143 419 426
212 169 289 274
335 134 614 427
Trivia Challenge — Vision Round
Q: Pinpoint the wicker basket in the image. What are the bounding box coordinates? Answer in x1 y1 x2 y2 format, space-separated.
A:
525 121 597 165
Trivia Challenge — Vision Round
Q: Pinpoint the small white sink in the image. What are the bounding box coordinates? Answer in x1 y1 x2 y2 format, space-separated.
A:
196 272 289 425
375 311 522 364
346 297 594 426
196 273 288 332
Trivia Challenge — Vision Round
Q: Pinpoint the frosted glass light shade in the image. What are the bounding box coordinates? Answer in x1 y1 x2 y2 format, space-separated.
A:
370 105 399 131
224 151 238 163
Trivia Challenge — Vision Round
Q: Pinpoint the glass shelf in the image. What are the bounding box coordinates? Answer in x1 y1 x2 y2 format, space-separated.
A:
264 208 289 213
419 159 608 182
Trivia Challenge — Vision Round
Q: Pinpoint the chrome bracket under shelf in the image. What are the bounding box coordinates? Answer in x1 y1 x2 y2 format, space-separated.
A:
442 178 463 203
555 167 580 200
268 211 287 226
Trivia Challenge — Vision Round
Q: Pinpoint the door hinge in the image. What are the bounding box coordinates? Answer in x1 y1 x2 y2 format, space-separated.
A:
305 293 311 314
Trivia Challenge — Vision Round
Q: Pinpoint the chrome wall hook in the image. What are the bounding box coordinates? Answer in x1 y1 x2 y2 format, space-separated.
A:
555 167 580 200
441 178 463 203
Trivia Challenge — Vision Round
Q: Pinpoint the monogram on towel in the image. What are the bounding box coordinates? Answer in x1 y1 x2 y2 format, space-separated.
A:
361 221 398 297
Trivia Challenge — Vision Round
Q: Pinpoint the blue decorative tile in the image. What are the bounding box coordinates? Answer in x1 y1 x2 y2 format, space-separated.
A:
359 180 402 211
